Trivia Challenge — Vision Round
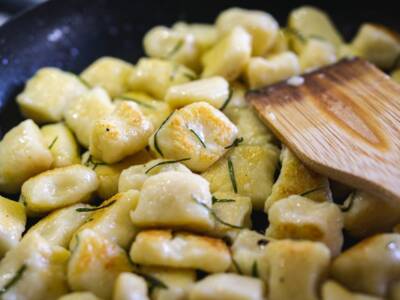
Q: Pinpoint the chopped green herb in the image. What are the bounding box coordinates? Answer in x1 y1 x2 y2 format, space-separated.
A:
192 196 244 229
300 186 325 197
145 158 191 174
76 200 116 212
48 136 59 150
232 258 243 275
220 88 233 111
340 192 355 212
228 158 238 193
20 195 27 207
154 112 175 157
119 96 155 109
225 137 244 149
212 196 235 204
251 261 259 278
139 273 168 294
308 34 327 41
167 40 184 58
84 155 106 170
188 128 207 148
0 265 27 295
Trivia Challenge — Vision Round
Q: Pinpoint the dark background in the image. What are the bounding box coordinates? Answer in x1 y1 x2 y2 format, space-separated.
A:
0 0 399 137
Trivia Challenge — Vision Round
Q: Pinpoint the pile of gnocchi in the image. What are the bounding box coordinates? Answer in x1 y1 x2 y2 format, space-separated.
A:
1 5 400 300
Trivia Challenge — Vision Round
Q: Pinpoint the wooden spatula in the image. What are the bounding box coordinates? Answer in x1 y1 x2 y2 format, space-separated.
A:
246 58 400 202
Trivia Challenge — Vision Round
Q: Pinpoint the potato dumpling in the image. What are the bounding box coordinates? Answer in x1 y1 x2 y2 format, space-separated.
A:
81 56 135 97
0 233 69 300
71 190 140 250
130 230 231 273
230 229 267 276
299 39 337 71
222 81 248 109
137 266 196 300
343 191 400 238
90 101 153 164
245 52 300 89
189 273 266 300
144 26 201 71
265 146 332 212
149 102 238 172
23 203 92 248
64 87 114 148
266 195 344 256
0 119 53 194
351 23 400 70
165 76 229 109
129 58 196 99
260 240 330 300
41 123 80 168
172 22 218 52
212 192 252 239
58 292 103 300
116 91 172 129
224 106 274 145
130 171 214 232
267 29 290 56
21 165 98 215
322 280 383 300
202 143 279 210
288 6 344 49
216 7 279 56
16 67 87 123
82 150 151 199
118 158 191 193
67 229 133 299
331 233 400 297
0 196 26 257
113 272 149 300
202 26 251 81
392 69 400 83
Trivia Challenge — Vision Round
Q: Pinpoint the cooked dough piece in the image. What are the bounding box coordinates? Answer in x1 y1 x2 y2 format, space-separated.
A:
202 143 280 210
202 27 251 81
259 240 330 300
21 165 98 215
130 171 214 231
267 29 290 56
16 67 87 123
343 191 400 238
392 69 400 83
129 230 231 273
71 190 140 250
165 77 229 109
0 196 26 257
216 7 279 56
129 58 195 99
172 22 218 52
351 23 400 69
144 26 201 71
299 39 337 71
245 52 300 89
0 119 53 194
265 146 332 212
58 292 103 300
0 233 69 300
90 101 153 164
211 192 252 239
82 150 151 199
116 92 172 129
222 81 248 109
224 105 275 145
266 195 343 256
230 229 268 276
113 273 149 300
138 266 196 300
68 229 133 299
41 123 80 168
118 158 191 193
322 280 383 300
23 203 92 248
331 233 400 297
149 102 238 172
81 56 135 97
64 87 114 148
189 273 266 300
